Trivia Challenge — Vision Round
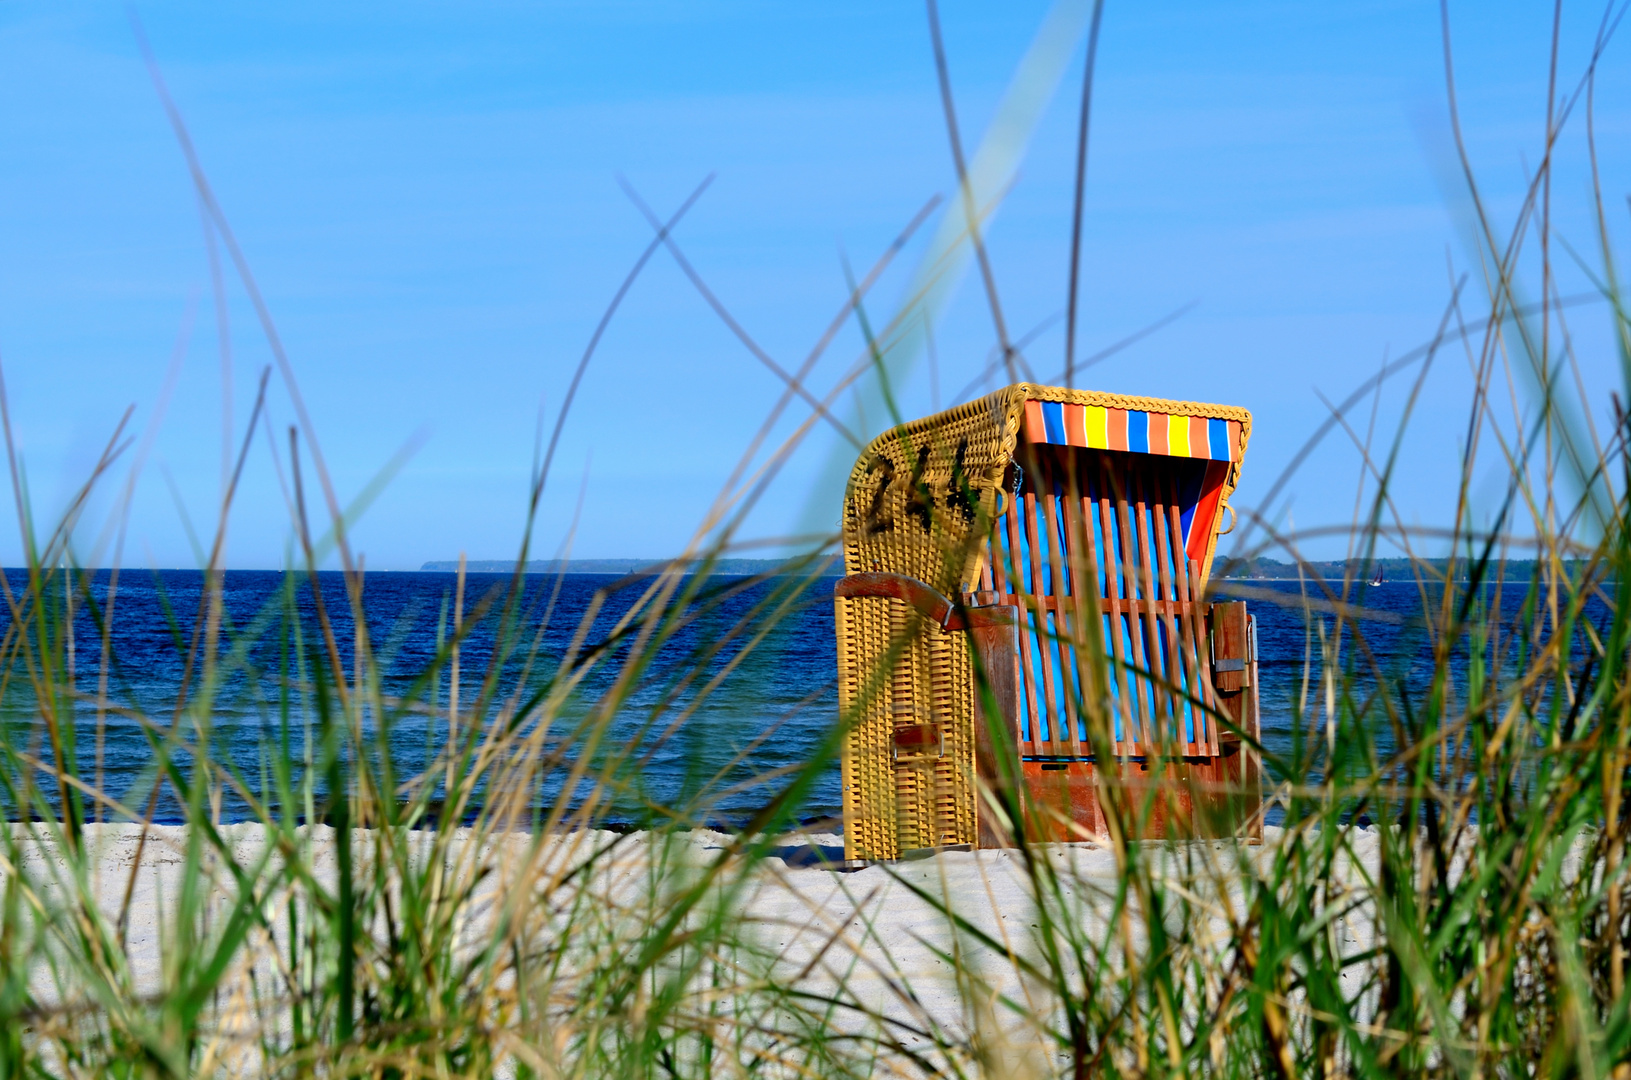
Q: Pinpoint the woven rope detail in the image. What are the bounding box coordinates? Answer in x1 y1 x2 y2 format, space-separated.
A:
1018 383 1252 424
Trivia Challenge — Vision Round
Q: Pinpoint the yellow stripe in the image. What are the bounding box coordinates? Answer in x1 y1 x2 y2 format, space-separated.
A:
1168 414 1191 457
1084 405 1108 449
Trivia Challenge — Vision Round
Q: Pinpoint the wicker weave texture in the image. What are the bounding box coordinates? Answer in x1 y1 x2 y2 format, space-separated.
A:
835 384 1251 860
835 601 978 858
840 388 1026 594
837 388 1023 859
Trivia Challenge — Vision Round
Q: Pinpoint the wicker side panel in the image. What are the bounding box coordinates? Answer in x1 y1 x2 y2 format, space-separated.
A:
838 389 1022 860
837 593 895 861
841 387 1027 595
836 595 978 861
897 615 977 850
936 620 977 846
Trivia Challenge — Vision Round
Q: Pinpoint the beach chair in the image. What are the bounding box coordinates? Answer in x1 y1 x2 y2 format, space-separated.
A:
833 385 1260 861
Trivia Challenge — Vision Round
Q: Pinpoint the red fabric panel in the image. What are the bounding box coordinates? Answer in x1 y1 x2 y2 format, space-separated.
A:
1187 460 1231 563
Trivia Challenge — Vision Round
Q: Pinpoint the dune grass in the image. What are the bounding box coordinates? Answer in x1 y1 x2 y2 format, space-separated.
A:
2 3 1631 1077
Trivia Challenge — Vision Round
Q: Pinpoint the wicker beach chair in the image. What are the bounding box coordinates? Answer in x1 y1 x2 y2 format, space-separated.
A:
834 384 1261 861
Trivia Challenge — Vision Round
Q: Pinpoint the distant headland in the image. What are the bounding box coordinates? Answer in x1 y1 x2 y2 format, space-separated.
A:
418 558 835 576
1215 556 1591 583
420 555 1583 583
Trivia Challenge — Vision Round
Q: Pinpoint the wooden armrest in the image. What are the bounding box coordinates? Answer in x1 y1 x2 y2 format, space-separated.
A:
834 572 1018 632
834 572 953 623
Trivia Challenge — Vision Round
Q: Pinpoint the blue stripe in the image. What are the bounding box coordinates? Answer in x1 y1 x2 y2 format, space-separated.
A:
1042 401 1066 445
1127 411 1149 453
1208 417 1230 461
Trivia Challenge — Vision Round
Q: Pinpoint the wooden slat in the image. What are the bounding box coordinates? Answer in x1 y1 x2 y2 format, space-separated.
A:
1152 472 1203 755
989 592 1193 617
1005 492 1043 754
1163 467 1216 754
1127 462 1167 748
1062 475 1100 759
1101 457 1143 752
1023 488 1062 754
1040 490 1078 756
1147 468 1188 754
1106 457 1153 752
1031 490 1060 756
1148 470 1181 745
1093 462 1137 755
1149 474 1185 751
1212 599 1249 694
969 605 1023 848
1154 482 1193 753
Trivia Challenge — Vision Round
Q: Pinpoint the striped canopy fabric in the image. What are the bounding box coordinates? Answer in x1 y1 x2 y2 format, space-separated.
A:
1022 399 1242 462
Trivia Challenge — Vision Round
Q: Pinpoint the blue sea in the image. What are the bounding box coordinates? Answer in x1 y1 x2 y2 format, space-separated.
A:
0 568 1586 826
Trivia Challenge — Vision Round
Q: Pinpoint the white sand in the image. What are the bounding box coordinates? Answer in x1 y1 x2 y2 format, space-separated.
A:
2 820 1387 1072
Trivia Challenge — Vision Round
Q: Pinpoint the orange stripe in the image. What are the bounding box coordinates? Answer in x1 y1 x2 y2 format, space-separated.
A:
1190 415 1209 458
1228 420 1241 461
1063 403 1087 446
1147 412 1168 455
1107 408 1128 450
1023 400 1046 443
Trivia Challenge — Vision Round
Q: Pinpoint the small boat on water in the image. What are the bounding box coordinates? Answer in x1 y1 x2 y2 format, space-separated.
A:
1369 565 1385 587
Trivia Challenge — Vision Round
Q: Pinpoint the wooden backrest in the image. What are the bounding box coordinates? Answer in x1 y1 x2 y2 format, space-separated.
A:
975 442 1220 758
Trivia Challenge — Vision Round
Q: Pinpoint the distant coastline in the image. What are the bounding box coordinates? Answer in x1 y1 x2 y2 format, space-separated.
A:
1213 556 1592 583
418 555 1581 583
418 557 837 577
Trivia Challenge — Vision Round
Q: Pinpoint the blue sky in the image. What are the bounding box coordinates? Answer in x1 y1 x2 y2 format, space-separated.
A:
0 1 1625 569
